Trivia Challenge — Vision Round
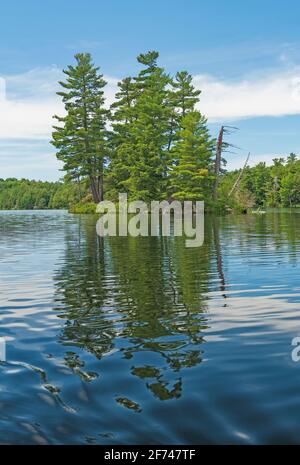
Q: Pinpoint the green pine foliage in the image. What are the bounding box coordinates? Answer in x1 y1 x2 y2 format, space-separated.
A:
169 112 215 201
107 77 137 197
4 51 300 214
109 51 172 202
51 53 108 203
107 52 209 203
171 71 201 118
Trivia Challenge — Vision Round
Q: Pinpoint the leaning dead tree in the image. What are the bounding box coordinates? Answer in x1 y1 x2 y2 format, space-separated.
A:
228 152 250 197
213 126 224 200
213 125 238 200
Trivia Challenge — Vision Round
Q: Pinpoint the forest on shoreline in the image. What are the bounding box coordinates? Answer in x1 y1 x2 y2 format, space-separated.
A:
1 152 300 211
2 51 300 212
0 179 79 210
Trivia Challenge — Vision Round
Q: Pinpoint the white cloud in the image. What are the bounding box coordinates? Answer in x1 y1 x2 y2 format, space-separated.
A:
2 66 300 178
0 99 62 139
0 78 5 102
5 67 62 100
1 66 300 141
0 68 117 140
0 68 62 139
194 69 300 120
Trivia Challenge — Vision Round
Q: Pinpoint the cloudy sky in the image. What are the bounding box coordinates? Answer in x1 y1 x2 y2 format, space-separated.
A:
1 0 300 180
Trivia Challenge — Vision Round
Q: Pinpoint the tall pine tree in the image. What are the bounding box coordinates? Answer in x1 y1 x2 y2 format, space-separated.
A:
169 111 215 201
166 71 201 153
109 51 172 202
52 53 108 203
108 77 137 197
171 71 201 117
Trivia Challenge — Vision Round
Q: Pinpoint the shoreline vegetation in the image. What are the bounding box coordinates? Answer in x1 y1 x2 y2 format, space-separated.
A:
3 52 300 214
2 151 300 214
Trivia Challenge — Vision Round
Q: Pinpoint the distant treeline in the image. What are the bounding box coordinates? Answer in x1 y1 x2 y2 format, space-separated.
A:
2 153 300 211
0 179 84 210
220 153 300 210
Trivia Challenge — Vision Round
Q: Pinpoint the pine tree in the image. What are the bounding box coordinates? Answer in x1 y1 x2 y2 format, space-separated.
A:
107 77 137 197
110 51 172 202
171 71 201 117
111 77 137 141
167 71 201 152
52 53 108 203
169 111 214 201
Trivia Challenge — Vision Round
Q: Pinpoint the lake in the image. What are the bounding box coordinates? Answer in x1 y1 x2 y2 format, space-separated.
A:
0 209 300 444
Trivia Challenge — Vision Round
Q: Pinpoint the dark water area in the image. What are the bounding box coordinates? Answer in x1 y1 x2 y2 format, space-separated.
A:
0 209 300 444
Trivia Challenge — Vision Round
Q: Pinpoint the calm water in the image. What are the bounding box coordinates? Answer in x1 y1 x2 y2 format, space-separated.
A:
1 210 300 444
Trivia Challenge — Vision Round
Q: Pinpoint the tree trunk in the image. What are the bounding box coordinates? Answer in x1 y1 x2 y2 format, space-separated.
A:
97 160 104 202
77 175 82 202
213 126 224 200
228 152 250 197
90 176 101 203
98 174 104 202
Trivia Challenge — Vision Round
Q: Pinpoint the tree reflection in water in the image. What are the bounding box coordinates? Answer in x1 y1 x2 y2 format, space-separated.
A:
53 215 213 401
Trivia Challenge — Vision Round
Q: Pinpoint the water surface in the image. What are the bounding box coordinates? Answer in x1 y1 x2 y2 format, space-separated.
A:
0 210 300 444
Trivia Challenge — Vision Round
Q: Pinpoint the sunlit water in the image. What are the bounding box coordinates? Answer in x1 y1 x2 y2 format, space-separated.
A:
0 210 300 444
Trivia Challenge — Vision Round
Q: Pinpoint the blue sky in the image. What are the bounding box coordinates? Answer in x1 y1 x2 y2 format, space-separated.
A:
1 0 300 180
